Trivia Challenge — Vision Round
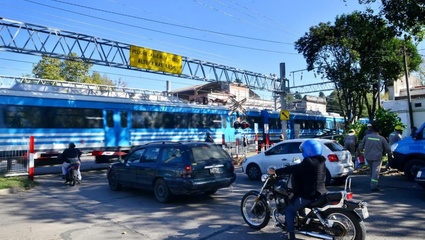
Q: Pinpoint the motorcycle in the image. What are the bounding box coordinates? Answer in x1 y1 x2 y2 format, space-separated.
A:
64 162 80 186
240 167 369 240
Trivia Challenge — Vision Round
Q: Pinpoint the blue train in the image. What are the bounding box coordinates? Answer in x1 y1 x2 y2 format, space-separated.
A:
0 77 347 163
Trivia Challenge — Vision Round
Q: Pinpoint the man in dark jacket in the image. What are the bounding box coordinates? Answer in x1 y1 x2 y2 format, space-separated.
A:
275 139 328 240
61 142 82 183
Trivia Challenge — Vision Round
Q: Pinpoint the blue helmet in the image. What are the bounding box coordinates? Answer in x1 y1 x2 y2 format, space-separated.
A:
300 140 322 158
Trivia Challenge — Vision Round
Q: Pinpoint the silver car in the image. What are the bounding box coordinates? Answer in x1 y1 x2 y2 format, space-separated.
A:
241 138 354 185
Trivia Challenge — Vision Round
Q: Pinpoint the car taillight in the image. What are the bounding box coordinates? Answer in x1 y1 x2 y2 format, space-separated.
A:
346 192 353 200
328 154 339 162
181 165 192 178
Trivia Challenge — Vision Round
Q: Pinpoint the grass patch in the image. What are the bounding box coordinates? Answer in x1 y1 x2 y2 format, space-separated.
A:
0 175 36 190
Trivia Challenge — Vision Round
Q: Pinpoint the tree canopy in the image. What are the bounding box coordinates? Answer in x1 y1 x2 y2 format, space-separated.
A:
32 53 118 86
295 11 421 126
357 0 425 41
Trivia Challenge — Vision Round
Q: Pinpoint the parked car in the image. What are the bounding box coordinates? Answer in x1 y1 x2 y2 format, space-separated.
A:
241 139 354 185
107 141 236 203
391 121 425 180
415 167 425 190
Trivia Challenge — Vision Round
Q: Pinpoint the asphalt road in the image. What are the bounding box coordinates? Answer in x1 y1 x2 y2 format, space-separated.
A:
1 161 425 240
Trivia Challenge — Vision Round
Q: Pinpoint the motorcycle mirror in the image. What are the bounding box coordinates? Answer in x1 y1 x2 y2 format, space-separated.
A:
267 166 276 175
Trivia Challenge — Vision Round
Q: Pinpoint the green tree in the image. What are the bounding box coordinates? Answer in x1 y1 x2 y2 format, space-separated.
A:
32 56 63 80
32 54 118 86
356 108 404 141
61 53 92 82
326 90 344 115
295 11 421 125
357 0 425 41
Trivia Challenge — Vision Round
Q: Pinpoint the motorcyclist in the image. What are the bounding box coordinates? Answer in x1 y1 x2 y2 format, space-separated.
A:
61 142 82 183
274 139 328 240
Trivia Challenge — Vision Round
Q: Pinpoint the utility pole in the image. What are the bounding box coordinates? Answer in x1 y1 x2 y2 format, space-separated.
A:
403 45 415 129
280 63 288 140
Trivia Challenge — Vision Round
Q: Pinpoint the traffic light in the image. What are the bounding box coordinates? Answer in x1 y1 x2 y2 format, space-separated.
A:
233 120 250 129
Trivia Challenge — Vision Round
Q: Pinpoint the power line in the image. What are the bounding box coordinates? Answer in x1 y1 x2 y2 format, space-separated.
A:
50 0 292 45
23 0 295 55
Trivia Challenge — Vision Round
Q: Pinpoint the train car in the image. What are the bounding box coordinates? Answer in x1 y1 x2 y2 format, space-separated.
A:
241 108 345 145
0 77 350 164
0 78 234 163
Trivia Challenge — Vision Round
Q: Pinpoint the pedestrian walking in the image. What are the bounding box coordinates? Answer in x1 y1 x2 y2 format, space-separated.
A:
357 125 391 192
363 123 374 138
387 125 403 170
344 129 357 156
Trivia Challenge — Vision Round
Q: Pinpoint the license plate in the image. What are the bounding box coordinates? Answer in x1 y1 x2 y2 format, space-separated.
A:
362 206 369 219
209 167 223 174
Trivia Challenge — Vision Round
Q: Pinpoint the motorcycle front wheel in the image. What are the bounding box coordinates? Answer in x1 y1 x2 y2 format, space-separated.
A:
240 191 270 230
323 209 366 240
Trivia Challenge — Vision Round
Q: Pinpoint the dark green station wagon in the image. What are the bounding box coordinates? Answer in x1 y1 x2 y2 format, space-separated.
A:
107 141 236 203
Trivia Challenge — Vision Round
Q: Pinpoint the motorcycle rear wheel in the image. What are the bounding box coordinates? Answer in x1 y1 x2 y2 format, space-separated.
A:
240 191 270 230
70 175 76 186
323 209 366 240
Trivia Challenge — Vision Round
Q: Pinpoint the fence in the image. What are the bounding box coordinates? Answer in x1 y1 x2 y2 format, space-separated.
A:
0 138 29 176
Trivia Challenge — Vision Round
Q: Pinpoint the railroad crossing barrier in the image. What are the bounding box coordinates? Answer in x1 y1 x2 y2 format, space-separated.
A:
0 137 30 177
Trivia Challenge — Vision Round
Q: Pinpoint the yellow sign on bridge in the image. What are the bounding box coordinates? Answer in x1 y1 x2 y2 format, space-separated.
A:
129 45 182 74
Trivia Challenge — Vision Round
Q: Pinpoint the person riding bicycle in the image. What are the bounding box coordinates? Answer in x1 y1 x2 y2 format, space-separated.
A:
274 139 328 240
61 142 82 183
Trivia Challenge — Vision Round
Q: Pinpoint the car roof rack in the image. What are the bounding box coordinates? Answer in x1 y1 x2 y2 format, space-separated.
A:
144 141 183 145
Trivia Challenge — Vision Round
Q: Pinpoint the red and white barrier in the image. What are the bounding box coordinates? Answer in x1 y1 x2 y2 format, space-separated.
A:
28 136 35 181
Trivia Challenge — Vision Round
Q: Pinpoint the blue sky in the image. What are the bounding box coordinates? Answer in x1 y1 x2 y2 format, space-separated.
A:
1 0 423 99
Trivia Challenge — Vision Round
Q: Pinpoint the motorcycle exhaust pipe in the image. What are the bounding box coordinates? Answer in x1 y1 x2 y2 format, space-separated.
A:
298 231 333 240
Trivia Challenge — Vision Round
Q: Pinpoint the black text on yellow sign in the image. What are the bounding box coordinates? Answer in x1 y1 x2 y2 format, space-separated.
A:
129 46 182 74
280 110 290 120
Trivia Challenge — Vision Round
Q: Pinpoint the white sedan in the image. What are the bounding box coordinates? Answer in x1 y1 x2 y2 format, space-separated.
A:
241 138 354 185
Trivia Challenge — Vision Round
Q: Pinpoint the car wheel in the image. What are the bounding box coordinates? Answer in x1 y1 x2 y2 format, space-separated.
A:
404 159 425 181
108 171 121 191
154 178 172 203
246 164 261 180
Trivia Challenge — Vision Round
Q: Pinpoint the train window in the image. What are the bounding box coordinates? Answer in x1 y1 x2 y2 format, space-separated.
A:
189 113 202 128
211 114 223 128
132 111 149 128
269 118 281 130
120 111 128 128
4 106 44 128
83 109 103 128
3 105 103 128
106 110 114 128
131 111 224 129
173 113 189 128
162 113 174 128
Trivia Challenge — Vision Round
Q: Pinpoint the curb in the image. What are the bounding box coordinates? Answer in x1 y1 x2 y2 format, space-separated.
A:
0 187 25 195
